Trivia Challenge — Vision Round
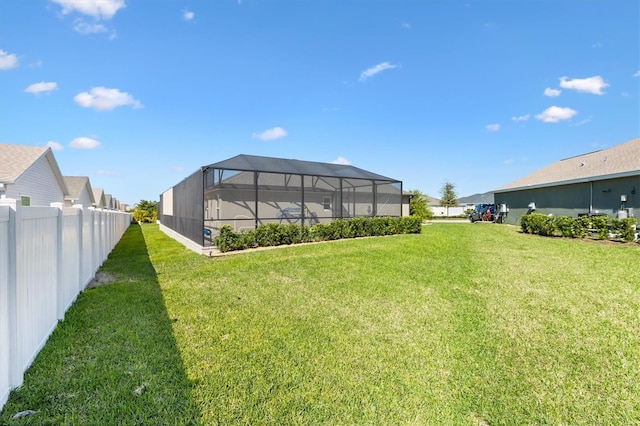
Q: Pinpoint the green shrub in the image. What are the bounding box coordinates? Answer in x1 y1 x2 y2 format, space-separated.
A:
215 225 241 252
215 216 422 252
239 229 256 249
309 223 329 241
347 217 367 237
576 215 591 237
618 218 638 242
398 216 422 234
590 216 609 240
520 213 557 236
521 214 638 244
555 216 576 238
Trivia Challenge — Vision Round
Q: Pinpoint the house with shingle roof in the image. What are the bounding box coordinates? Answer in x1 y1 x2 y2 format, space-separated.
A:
494 137 640 225
0 143 68 206
104 193 113 210
92 188 106 209
63 176 96 208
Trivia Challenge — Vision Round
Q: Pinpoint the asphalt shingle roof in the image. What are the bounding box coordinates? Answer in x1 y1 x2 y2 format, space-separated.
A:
64 176 95 204
496 137 640 191
0 144 50 183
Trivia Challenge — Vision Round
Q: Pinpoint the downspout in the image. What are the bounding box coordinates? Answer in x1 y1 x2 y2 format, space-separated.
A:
589 181 593 213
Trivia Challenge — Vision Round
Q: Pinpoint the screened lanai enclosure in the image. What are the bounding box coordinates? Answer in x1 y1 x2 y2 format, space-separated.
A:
159 155 404 248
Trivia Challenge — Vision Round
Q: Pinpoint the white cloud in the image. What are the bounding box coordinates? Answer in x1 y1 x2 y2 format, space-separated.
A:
171 166 185 173
634 70 640 77
52 0 125 20
94 169 118 176
0 49 18 70
512 114 530 122
574 117 592 126
485 124 500 132
70 137 101 149
359 62 398 81
183 10 195 21
535 106 578 123
331 156 351 165
503 158 514 165
24 81 58 94
73 19 108 35
252 126 288 141
46 141 63 151
544 88 561 97
74 87 142 111
591 42 602 48
559 76 609 95
401 22 411 29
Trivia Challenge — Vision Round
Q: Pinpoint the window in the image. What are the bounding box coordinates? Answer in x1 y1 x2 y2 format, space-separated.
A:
323 196 331 211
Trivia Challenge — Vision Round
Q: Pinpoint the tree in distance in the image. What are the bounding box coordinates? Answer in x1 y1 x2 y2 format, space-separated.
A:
133 200 158 223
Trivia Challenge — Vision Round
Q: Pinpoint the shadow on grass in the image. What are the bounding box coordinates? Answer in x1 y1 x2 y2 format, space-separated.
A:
0 224 201 425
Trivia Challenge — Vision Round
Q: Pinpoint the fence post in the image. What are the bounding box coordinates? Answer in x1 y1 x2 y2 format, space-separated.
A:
73 205 84 294
51 203 65 321
0 198 23 390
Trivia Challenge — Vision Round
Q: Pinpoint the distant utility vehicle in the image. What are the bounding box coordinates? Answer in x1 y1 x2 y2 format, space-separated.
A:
469 203 496 222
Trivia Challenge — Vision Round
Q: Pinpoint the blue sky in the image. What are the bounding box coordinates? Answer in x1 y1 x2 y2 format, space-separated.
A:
1 0 638 206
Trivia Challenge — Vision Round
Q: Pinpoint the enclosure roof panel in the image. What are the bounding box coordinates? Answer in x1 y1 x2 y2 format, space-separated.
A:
204 154 400 182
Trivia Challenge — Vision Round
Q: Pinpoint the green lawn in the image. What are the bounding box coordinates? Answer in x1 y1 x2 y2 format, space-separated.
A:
1 223 639 425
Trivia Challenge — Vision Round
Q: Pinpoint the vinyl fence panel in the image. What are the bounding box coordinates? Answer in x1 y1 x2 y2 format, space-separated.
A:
0 206 12 408
17 206 59 372
58 207 82 319
81 208 96 288
0 198 130 411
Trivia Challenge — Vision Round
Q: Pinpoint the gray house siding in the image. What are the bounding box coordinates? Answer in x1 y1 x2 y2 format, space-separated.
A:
495 175 640 225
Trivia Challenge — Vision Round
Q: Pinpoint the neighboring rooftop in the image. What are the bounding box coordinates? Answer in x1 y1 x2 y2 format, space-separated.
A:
0 144 49 183
92 188 105 206
64 176 95 204
0 143 68 194
457 192 494 205
496 137 640 192
204 154 400 182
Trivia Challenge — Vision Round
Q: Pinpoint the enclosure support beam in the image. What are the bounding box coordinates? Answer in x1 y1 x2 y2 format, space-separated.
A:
301 175 305 227
254 172 259 228
400 181 403 217
372 180 377 216
339 179 343 218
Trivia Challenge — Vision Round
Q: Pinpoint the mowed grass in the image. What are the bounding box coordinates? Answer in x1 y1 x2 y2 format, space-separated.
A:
2 223 639 425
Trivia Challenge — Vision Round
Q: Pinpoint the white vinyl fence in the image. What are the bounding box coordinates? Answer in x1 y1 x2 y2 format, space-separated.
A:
431 206 467 217
0 198 130 409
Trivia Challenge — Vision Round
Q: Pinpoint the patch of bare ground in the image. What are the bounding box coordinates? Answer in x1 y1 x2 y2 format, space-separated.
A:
85 272 118 289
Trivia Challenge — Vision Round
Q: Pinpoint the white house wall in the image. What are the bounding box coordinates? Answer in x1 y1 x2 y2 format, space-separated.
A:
64 186 94 208
5 155 65 206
